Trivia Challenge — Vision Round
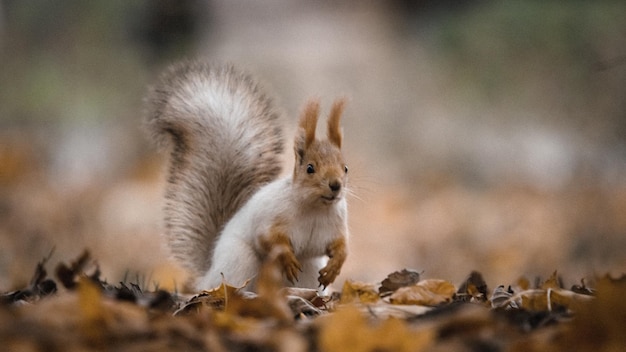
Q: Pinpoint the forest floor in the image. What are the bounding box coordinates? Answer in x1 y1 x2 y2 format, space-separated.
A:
2 250 624 352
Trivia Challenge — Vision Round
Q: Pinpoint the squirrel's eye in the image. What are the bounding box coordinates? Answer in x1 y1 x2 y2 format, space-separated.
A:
344 165 349 173
306 164 315 174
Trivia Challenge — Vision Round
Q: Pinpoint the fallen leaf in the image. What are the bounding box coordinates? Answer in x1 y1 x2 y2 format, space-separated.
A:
362 302 432 319
389 279 456 306
175 281 245 315
78 278 107 344
570 278 595 296
55 250 99 289
554 274 626 351
340 280 380 304
280 287 319 302
490 285 515 308
540 271 562 290
517 277 530 291
457 271 488 303
379 269 421 295
318 305 434 352
1 252 57 305
508 288 593 312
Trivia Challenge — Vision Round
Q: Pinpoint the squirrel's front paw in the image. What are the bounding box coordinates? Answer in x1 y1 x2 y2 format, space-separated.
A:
318 261 341 288
318 237 347 288
278 249 302 284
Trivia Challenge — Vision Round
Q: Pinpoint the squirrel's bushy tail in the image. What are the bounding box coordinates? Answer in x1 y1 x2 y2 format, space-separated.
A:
145 61 283 275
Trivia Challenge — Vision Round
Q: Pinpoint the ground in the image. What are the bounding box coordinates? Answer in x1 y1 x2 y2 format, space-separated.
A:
2 251 624 351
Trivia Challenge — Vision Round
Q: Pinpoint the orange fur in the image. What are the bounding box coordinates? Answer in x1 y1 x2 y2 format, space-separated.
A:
319 236 347 288
327 99 345 148
258 219 302 284
293 100 348 209
300 100 320 149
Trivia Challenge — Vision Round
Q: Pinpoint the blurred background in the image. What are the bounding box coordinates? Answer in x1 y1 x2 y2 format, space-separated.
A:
1 0 625 291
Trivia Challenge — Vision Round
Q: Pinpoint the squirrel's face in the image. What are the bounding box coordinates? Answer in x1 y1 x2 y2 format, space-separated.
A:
293 99 348 206
294 141 348 205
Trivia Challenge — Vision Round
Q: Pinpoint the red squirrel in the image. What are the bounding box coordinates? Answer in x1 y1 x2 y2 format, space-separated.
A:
145 60 349 291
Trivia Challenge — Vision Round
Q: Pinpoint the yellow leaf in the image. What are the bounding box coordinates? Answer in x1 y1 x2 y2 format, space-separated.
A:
540 271 561 290
78 279 104 323
213 310 259 333
340 280 380 304
512 288 593 311
518 289 550 311
419 279 457 297
175 280 248 315
204 280 248 301
549 288 594 310
389 279 456 306
516 276 530 291
318 305 433 352
78 279 107 343
555 275 626 350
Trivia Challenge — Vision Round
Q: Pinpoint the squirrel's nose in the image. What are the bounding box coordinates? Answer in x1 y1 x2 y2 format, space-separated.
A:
329 180 342 193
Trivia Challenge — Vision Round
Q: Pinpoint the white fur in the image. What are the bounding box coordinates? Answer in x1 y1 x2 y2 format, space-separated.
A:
195 176 348 290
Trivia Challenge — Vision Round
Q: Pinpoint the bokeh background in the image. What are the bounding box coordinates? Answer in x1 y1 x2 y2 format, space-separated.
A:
1 0 625 291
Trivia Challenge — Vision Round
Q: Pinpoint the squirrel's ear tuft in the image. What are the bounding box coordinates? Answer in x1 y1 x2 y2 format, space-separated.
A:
294 138 305 164
327 98 345 149
297 99 320 149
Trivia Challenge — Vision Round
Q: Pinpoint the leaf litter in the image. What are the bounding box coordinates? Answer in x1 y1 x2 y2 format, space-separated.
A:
1 251 625 351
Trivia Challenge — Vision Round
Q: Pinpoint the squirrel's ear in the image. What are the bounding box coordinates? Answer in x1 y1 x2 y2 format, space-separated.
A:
294 133 306 163
297 99 320 150
327 98 345 149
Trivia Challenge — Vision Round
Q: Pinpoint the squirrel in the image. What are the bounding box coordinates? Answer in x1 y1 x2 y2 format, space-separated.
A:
145 60 349 291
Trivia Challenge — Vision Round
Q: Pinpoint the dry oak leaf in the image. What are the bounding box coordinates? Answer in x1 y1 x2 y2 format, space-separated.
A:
570 278 595 296
389 279 456 306
340 280 380 304
540 271 563 290
457 271 488 303
21 279 150 347
508 288 593 312
318 305 434 352
379 269 421 295
555 274 626 351
175 281 247 315
516 276 531 291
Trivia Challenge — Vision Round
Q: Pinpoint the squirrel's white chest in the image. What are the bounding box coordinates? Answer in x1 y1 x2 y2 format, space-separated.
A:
223 177 346 258
288 213 341 258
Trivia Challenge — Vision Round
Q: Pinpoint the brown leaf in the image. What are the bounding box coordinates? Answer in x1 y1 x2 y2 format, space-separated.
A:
223 260 292 322
509 288 593 312
55 250 99 289
457 271 488 303
389 279 456 306
555 274 626 350
2 252 57 304
570 278 595 296
379 269 421 295
175 281 246 315
79 279 105 320
516 276 530 291
184 258 293 322
78 278 107 344
540 271 562 290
